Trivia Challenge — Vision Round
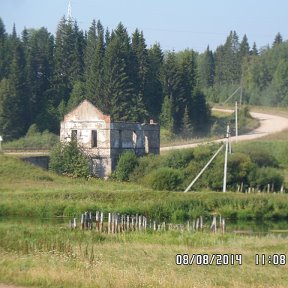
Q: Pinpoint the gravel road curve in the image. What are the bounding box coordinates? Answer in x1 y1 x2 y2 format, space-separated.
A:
160 109 288 152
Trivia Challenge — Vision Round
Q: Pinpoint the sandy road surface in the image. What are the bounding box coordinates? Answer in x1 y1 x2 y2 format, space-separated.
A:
160 109 288 152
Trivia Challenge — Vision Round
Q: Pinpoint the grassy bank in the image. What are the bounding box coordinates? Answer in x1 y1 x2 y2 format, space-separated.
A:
1 154 288 221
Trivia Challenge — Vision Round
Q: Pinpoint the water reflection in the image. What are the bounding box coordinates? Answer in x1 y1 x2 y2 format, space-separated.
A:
1 216 288 236
226 219 288 236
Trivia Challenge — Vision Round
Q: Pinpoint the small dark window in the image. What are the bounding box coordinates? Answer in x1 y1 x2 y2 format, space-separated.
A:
91 130 97 147
71 130 77 141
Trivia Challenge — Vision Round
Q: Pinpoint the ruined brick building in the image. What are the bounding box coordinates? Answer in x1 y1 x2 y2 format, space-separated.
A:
60 100 160 178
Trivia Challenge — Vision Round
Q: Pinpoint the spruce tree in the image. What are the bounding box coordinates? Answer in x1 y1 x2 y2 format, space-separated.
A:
131 29 149 110
103 27 133 121
161 51 182 132
182 105 193 137
190 88 210 133
160 95 174 133
0 39 28 139
103 23 147 122
199 46 215 88
146 43 164 119
25 28 54 127
251 42 258 56
273 33 283 47
0 18 8 80
239 34 250 60
214 31 241 84
84 20 105 109
67 81 86 111
53 17 85 105
11 39 29 133
178 49 197 128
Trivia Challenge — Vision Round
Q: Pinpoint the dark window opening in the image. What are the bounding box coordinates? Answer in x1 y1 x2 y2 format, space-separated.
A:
92 130 97 147
71 130 77 141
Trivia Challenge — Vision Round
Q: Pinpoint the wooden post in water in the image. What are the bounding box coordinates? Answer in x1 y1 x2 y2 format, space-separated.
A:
210 215 217 233
192 220 195 232
95 211 99 232
111 213 115 234
195 218 199 231
121 215 124 232
221 218 225 233
126 215 130 231
89 212 93 230
108 213 111 234
81 214 84 230
100 212 104 233
186 221 190 232
116 214 119 233
131 215 135 231
144 216 147 231
69 219 73 229
135 214 138 231
200 216 203 231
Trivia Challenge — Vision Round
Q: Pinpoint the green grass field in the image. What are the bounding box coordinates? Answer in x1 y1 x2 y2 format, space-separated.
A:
1 154 288 287
1 220 288 288
1 115 288 287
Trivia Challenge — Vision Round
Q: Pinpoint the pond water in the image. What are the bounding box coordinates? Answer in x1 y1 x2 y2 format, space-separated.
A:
1 216 288 237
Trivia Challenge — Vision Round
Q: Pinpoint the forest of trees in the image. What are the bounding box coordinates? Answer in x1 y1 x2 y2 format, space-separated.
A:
0 15 287 141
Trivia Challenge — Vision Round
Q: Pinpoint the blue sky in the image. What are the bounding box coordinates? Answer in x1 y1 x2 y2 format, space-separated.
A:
0 0 287 52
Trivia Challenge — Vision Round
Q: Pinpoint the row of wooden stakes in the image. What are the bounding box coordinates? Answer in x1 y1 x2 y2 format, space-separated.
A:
69 211 148 233
69 212 226 234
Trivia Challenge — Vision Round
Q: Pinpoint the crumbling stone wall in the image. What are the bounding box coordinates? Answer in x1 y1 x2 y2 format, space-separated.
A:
60 100 160 178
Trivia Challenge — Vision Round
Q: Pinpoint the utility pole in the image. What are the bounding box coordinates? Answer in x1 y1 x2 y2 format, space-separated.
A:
184 144 224 193
223 124 230 192
240 77 243 106
235 101 238 142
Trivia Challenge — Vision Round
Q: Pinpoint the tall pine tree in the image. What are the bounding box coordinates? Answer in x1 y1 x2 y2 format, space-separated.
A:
84 20 105 109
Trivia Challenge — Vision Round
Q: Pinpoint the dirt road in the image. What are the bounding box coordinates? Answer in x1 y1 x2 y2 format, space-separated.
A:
160 109 288 152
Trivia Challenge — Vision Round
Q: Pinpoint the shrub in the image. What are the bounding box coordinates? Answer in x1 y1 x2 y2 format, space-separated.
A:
237 144 278 167
248 167 284 191
145 167 183 191
49 141 90 178
114 151 138 181
163 149 194 169
129 154 163 182
3 128 59 149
